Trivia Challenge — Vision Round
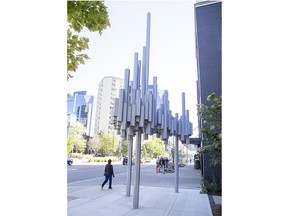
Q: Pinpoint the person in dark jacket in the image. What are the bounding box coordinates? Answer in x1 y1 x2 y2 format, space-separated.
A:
101 159 115 189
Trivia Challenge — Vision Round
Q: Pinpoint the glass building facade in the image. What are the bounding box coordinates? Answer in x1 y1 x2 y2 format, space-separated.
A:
67 91 96 137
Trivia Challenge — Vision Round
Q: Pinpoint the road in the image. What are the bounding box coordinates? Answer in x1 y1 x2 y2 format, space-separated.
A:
67 162 201 190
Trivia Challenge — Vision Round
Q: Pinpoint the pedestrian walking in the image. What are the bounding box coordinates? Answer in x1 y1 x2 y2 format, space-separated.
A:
101 159 115 190
165 158 168 168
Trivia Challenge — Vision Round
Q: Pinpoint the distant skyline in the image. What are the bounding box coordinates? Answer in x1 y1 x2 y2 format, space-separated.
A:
67 0 199 136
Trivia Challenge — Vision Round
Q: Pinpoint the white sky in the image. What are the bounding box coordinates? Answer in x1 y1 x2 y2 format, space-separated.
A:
67 0 199 134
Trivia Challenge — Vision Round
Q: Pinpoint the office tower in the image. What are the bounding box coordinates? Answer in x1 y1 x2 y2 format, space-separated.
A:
194 0 222 183
94 76 124 135
67 91 96 137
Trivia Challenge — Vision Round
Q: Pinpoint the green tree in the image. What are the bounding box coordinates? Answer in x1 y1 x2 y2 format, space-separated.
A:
143 138 166 159
119 139 128 157
142 145 147 158
198 92 222 166
67 0 110 80
67 138 73 154
86 136 100 154
98 133 119 156
68 121 87 153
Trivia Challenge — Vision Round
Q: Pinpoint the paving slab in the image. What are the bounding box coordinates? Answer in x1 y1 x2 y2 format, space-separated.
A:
68 185 212 216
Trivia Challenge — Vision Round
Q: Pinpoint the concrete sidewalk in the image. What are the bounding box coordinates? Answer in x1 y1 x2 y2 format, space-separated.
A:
68 164 213 216
68 185 212 216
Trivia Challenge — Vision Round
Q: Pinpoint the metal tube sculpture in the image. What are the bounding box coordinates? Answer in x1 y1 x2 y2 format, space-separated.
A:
112 12 193 209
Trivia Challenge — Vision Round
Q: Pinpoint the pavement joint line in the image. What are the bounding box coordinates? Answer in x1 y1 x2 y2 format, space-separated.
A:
123 207 135 216
137 185 201 191
122 196 136 216
166 190 180 216
69 187 127 209
68 197 94 209
68 178 99 185
92 187 127 200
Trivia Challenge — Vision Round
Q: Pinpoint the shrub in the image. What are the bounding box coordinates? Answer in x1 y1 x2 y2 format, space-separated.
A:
71 153 83 159
200 176 221 196
76 155 119 163
165 167 175 173
94 158 105 162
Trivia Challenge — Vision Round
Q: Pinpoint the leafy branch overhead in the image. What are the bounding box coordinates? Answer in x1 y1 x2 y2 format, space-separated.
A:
67 0 110 80
198 92 222 166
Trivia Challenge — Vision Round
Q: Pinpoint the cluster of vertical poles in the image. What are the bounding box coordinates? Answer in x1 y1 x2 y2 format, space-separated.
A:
112 12 193 209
